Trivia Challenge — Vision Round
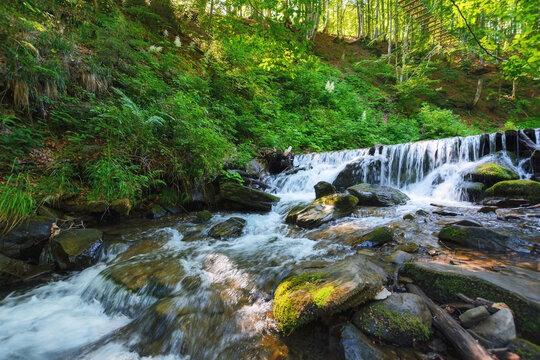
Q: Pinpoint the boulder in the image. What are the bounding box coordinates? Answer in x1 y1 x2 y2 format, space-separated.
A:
314 181 337 199
438 225 530 253
466 163 519 188
0 216 54 260
0 253 51 281
333 160 383 191
485 180 540 204
385 250 414 264
401 260 540 342
286 194 358 229
258 147 294 175
340 324 391 360
347 184 409 207
531 150 540 181
448 218 482 227
462 182 485 202
345 227 394 248
51 228 103 270
195 210 213 223
459 306 490 328
352 293 432 346
470 308 516 347
209 217 246 239
149 204 168 219
273 255 387 334
111 198 132 216
220 182 280 212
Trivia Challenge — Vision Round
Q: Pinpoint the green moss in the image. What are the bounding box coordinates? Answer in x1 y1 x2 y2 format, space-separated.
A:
313 285 335 307
485 180 540 203
474 163 518 180
402 263 540 343
509 339 540 360
438 226 468 241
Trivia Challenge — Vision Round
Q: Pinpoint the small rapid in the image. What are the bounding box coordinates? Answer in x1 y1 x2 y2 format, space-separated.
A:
0 129 538 359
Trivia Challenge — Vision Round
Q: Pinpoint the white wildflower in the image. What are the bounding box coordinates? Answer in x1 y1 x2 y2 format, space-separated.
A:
174 36 182 48
148 45 163 53
163 29 169 36
325 80 335 93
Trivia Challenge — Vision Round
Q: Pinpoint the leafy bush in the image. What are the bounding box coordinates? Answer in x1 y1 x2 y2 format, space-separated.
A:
416 104 475 139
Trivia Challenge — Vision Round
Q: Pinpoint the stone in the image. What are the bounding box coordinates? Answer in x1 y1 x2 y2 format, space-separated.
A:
438 225 530 252
485 180 540 204
478 206 498 213
462 182 485 202
0 216 54 260
401 260 540 342
531 150 540 181
347 226 394 247
340 324 391 360
0 253 51 281
149 204 168 219
51 228 103 270
195 210 213 223
433 209 460 216
314 181 337 199
246 158 267 179
111 198 132 216
470 308 516 347
448 219 482 227
333 160 383 191
220 182 280 212
385 250 414 264
416 209 429 216
403 213 415 220
272 255 387 334
508 338 540 360
466 163 519 188
209 217 246 239
347 183 409 207
352 293 432 346
459 306 490 328
286 194 358 229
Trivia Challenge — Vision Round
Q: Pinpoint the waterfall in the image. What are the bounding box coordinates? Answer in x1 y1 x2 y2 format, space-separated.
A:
271 129 539 202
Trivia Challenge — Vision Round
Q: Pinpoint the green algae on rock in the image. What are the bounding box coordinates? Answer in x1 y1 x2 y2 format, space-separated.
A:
272 255 387 334
285 194 358 229
485 180 540 204
209 217 246 239
51 228 103 270
467 163 519 187
437 225 523 252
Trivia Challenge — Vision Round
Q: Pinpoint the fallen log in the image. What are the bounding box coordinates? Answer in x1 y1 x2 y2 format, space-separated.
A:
407 284 492 360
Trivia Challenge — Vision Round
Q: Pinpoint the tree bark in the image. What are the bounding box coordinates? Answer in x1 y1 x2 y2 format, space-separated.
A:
473 77 483 107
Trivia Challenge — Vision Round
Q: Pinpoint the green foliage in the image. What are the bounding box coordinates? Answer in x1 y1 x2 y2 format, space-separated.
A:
416 104 475 139
219 170 244 185
0 172 36 233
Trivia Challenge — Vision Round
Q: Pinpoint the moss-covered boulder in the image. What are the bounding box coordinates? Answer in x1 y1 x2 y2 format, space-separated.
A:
111 198 132 216
466 163 519 188
344 226 394 248
220 182 280 212
347 183 409 207
485 180 540 204
285 194 358 229
51 228 103 270
195 210 213 223
508 338 540 360
352 293 432 346
438 225 530 252
0 216 54 261
314 181 337 199
0 253 51 281
209 217 246 239
401 260 540 343
272 255 387 334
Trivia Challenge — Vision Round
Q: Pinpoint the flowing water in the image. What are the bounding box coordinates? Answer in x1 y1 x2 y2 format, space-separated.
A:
0 130 539 359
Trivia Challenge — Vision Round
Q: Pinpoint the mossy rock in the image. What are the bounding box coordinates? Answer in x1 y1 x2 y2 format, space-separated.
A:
111 198 132 216
209 217 246 239
401 260 540 343
467 163 519 188
508 338 540 360
196 210 213 223
285 194 358 229
273 255 387 334
344 226 394 248
437 225 529 252
314 181 337 199
220 182 280 212
51 228 103 270
352 293 432 346
462 181 485 202
485 180 540 204
347 183 409 207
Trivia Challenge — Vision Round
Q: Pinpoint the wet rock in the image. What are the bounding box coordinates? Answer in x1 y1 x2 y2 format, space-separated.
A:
462 182 485 202
196 210 213 223
314 181 337 199
459 306 490 328
485 180 540 204
478 206 498 213
0 253 51 281
0 216 54 260
347 226 394 247
466 163 519 188
51 228 103 270
333 159 383 191
347 183 409 207
340 324 391 360
448 219 482 227
480 198 531 208
416 209 429 216
273 255 387 334
352 293 432 346
36 206 63 219
385 250 414 264
209 217 246 239
286 194 358 229
245 158 267 179
531 150 540 181
111 198 132 216
258 147 294 175
403 213 415 220
149 204 168 219
433 209 460 216
438 225 526 252
401 260 540 342
69 199 109 214
470 308 516 347
219 182 280 212
508 338 540 360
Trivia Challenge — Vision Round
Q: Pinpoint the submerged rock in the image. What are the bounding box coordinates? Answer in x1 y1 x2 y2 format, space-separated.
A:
401 260 540 342
384 250 414 264
466 163 519 188
209 217 246 239
314 181 337 199
220 182 280 212
340 324 391 360
272 255 387 334
485 180 540 204
51 228 103 270
470 308 516 347
438 225 530 252
347 183 409 207
286 194 358 229
345 226 394 248
0 216 54 260
352 293 432 346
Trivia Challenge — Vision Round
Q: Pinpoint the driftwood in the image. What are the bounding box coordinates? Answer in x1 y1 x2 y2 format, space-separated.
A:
457 293 504 314
407 284 492 360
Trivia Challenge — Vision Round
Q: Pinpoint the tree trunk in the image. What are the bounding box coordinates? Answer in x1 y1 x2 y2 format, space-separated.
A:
473 77 483 107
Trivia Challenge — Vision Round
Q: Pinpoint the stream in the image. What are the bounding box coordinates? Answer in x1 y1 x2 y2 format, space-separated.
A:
0 130 539 359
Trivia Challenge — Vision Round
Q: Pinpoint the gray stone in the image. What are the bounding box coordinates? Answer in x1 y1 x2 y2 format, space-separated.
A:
51 228 103 270
220 182 280 212
0 216 54 260
286 194 358 229
341 324 391 360
149 204 168 219
470 308 516 347
314 181 337 199
347 183 409 207
438 225 531 253
209 217 246 239
385 250 414 264
459 306 490 328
